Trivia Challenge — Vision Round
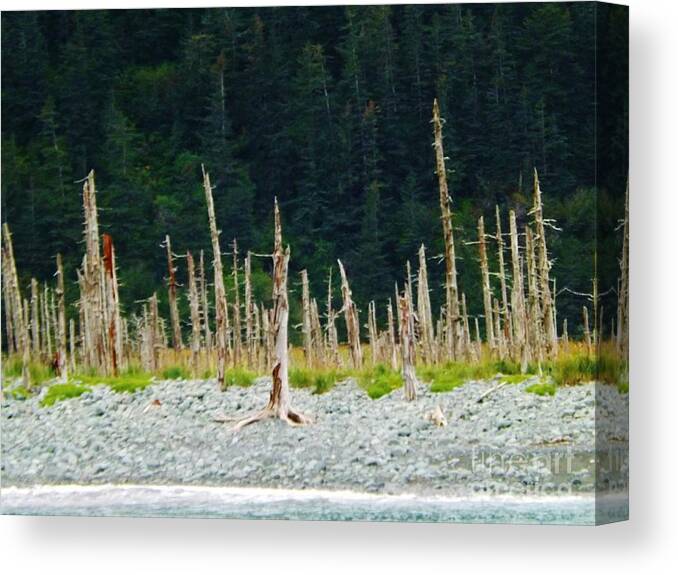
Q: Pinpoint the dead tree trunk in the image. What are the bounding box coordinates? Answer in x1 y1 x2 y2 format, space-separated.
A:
617 180 629 357
55 254 68 381
325 267 340 367
432 99 461 360
69 319 77 374
300 269 314 367
399 295 418 401
203 166 230 388
532 169 558 357
1 250 16 355
387 298 398 370
509 210 529 371
367 300 378 365
102 234 123 375
2 224 30 385
417 244 435 365
338 259 362 369
199 250 212 355
231 239 242 365
526 227 544 366
233 199 310 430
244 251 254 368
495 206 513 350
30 278 41 356
187 251 201 376
583 305 592 355
478 216 496 351
165 234 182 352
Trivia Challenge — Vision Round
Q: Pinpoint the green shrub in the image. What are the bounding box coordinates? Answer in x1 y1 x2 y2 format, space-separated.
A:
222 368 256 389
357 364 402 399
5 385 31 400
160 365 191 380
525 381 557 396
72 373 153 393
290 367 346 394
41 383 91 407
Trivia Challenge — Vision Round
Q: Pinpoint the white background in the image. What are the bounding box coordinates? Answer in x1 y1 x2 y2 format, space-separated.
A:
1 0 676 573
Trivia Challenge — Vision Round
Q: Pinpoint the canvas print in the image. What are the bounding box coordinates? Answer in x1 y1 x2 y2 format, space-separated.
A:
0 2 628 524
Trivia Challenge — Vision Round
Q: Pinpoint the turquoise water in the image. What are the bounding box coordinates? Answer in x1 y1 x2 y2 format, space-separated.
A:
0 485 628 525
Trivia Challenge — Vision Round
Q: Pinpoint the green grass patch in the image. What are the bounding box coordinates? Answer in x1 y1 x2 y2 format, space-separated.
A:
222 368 257 389
160 365 191 380
356 364 402 399
2 356 55 385
290 367 347 394
525 381 557 396
41 383 92 407
5 385 32 400
500 373 532 384
72 373 153 393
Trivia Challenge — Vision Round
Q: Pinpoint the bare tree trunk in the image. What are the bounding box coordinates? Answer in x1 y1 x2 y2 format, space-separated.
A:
509 211 529 372
300 269 314 367
367 300 379 365
338 259 362 369
2 224 30 385
325 267 340 367
69 318 77 374
56 254 68 381
432 99 461 360
478 216 496 351
231 239 242 365
461 293 476 362
532 169 558 357
187 251 201 377
417 244 435 365
387 298 398 370
102 234 123 376
2 250 16 355
30 278 41 356
165 235 182 352
562 319 569 352
202 166 230 388
244 251 254 369
399 294 418 401
42 284 52 359
199 250 212 358
526 227 544 366
583 305 592 356
232 199 310 430
495 206 512 350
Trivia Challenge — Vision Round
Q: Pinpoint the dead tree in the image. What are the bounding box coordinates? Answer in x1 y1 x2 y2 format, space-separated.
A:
102 234 123 375
2 224 30 385
367 300 379 365
300 269 314 367
386 298 398 370
232 199 311 430
532 169 558 357
417 244 435 364
432 99 461 359
1 249 16 355
495 206 512 350
617 180 629 357
478 216 496 351
337 259 363 369
69 319 77 374
30 279 41 356
198 250 212 353
203 165 230 388
399 294 418 401
325 267 340 366
55 254 68 381
525 227 544 365
187 251 201 376
583 305 592 355
231 239 243 365
165 234 182 351
244 251 254 368
509 210 529 371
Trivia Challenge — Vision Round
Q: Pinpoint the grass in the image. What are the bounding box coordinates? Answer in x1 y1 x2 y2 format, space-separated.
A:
71 372 153 393
222 368 257 389
525 381 557 396
356 364 402 399
160 365 191 380
40 383 92 407
5 385 31 400
289 367 348 394
2 356 55 385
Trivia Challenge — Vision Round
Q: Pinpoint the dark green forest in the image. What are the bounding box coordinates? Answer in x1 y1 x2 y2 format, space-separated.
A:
1 3 628 340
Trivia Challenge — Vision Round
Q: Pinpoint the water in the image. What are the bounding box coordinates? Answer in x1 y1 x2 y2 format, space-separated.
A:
0 485 628 525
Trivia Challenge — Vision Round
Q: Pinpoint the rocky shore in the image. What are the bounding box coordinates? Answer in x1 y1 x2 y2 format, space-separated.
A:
1 378 628 497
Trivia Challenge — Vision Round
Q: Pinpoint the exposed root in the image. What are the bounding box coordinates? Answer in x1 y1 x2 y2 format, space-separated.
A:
230 406 312 432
